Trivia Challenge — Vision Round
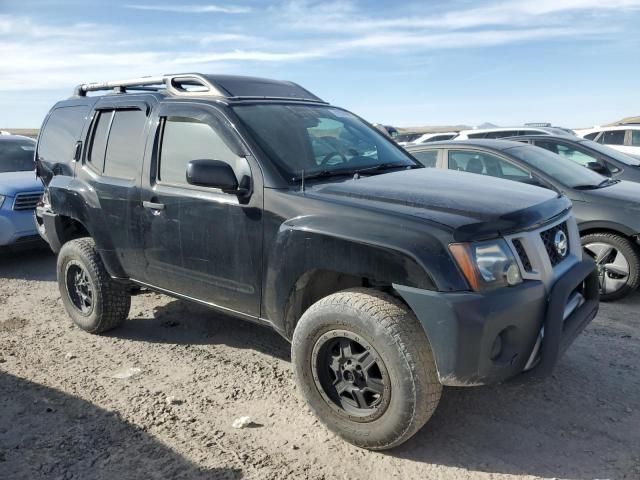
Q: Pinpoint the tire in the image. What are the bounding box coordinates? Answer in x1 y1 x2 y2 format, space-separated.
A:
57 238 131 333
291 288 442 450
582 232 640 301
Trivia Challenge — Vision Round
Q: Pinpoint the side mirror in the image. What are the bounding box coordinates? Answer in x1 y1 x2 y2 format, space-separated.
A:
186 159 245 194
586 161 610 176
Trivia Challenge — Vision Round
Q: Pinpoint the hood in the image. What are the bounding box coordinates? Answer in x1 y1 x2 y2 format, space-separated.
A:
310 169 570 241
583 179 640 207
0 171 43 197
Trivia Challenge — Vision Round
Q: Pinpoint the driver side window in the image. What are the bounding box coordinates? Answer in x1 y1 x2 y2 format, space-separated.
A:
448 150 531 181
536 140 597 167
159 116 245 187
308 117 378 166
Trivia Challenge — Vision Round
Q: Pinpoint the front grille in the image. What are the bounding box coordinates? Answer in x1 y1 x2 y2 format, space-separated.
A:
12 192 41 211
540 222 569 266
512 239 532 272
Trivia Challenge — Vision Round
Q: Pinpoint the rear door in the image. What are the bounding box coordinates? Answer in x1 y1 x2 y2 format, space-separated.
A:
139 102 262 317
78 96 154 278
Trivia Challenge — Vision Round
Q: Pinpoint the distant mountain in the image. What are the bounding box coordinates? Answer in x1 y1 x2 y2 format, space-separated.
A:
477 122 500 129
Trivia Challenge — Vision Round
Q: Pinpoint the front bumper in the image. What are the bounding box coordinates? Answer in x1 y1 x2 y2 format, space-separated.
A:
395 258 599 386
0 206 42 247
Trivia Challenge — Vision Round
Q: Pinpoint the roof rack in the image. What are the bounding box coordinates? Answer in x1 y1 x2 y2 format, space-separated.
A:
524 122 552 127
74 74 226 97
73 73 327 103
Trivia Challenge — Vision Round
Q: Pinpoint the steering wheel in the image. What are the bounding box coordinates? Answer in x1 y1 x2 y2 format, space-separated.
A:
320 151 348 166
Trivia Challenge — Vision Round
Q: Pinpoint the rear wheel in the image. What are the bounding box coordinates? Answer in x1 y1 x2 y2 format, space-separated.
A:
582 232 640 301
57 238 131 333
292 288 442 450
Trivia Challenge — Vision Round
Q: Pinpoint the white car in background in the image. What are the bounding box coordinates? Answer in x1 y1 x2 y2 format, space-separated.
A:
411 132 458 145
396 131 458 146
453 126 574 140
575 125 640 157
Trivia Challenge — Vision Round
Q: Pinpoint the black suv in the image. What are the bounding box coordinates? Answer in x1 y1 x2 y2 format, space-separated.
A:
36 73 599 450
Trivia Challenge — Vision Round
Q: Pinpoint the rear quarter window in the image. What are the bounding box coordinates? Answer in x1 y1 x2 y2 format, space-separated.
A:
38 106 89 164
411 150 438 167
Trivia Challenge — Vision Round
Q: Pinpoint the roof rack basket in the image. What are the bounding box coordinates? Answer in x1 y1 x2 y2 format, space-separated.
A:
74 74 225 97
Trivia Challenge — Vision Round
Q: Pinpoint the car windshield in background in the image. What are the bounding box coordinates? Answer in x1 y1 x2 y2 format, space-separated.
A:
0 140 36 173
579 139 640 166
232 104 416 180
506 145 607 188
395 133 422 143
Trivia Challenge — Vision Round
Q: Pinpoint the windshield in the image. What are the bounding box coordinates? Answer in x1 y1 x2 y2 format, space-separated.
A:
506 145 607 188
0 139 36 173
579 139 640 166
232 104 416 180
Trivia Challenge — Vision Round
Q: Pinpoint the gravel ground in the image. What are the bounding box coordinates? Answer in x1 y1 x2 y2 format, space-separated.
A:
1 248 639 480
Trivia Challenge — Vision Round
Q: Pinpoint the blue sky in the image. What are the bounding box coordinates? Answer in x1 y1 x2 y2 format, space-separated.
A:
1 0 640 128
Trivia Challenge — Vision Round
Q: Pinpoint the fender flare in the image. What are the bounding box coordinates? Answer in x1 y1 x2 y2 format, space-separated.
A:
47 175 126 278
262 214 465 334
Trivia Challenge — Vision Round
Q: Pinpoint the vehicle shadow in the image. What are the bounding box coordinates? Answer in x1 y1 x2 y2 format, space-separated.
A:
0 247 56 282
0 371 242 479
390 337 639 479
109 298 292 361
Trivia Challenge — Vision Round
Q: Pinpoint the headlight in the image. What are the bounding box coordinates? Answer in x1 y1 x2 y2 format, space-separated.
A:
0 194 5 208
449 239 523 291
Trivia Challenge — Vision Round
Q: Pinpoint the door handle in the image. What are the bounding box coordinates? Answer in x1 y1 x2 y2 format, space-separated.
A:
143 201 165 211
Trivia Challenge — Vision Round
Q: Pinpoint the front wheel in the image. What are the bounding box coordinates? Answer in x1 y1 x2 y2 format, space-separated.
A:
292 289 442 450
57 238 131 333
582 232 640 301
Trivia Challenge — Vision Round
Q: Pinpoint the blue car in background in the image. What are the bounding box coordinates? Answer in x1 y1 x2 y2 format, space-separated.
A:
0 135 44 249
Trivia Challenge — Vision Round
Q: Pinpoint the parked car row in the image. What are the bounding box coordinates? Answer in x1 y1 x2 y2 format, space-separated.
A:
406 140 640 301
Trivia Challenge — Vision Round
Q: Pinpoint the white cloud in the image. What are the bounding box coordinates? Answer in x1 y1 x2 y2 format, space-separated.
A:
125 3 251 14
280 0 640 31
0 0 635 92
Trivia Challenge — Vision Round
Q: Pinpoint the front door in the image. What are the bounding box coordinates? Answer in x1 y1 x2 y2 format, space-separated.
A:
140 103 262 317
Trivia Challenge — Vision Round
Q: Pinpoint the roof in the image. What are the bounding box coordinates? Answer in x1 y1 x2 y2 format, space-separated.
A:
0 134 36 143
74 73 326 104
406 139 525 152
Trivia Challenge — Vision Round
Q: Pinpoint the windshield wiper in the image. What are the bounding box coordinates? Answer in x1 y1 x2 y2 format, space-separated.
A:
290 169 354 182
291 163 416 182
352 163 418 175
574 178 619 190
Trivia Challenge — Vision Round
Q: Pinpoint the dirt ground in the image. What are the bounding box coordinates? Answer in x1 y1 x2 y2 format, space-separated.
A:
1 249 639 480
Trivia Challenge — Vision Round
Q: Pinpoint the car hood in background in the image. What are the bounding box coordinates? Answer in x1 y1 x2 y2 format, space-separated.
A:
311 168 570 241
0 171 43 197
583 180 640 207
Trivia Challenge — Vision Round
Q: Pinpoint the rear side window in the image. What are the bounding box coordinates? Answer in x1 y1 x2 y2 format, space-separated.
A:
632 131 640 146
484 130 518 139
583 132 599 141
88 109 148 179
467 132 486 139
38 106 88 163
103 110 147 179
426 134 455 142
448 150 531 180
159 116 243 187
411 150 438 167
602 130 625 145
88 111 112 173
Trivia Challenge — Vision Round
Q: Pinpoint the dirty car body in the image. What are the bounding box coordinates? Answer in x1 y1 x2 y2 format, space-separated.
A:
36 75 598 391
